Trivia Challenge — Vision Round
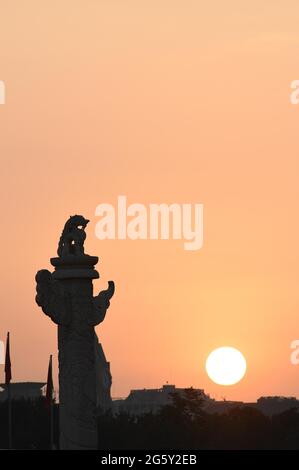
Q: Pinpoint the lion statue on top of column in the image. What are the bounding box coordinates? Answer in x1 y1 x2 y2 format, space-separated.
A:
57 215 90 257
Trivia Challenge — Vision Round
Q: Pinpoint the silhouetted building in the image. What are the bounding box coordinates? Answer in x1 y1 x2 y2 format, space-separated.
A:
204 400 244 414
113 384 209 415
255 396 299 416
0 382 46 401
113 385 299 417
202 396 299 416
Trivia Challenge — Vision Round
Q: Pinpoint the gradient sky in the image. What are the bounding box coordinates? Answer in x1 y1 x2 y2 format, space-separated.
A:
0 1 299 401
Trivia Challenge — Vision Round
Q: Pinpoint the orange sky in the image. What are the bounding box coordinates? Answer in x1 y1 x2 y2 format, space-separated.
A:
0 1 299 401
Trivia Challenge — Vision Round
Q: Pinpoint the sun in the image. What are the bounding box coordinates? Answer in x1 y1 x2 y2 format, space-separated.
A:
205 347 247 386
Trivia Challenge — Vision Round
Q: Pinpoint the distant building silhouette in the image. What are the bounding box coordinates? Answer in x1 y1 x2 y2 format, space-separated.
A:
113 384 209 415
255 396 299 416
0 382 46 401
113 385 299 417
204 399 244 414
203 396 299 416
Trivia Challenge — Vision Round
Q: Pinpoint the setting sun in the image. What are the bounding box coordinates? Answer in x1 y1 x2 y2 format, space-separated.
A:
205 347 247 386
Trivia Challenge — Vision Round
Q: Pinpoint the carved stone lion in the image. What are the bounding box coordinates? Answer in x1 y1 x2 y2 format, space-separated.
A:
57 215 90 257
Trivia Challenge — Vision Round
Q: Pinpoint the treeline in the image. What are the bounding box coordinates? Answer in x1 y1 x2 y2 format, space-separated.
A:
1 390 299 449
99 389 299 450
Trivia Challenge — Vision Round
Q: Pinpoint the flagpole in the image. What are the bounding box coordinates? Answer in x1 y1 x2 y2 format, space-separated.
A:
50 391 54 450
46 354 54 449
8 382 12 449
50 356 54 450
5 332 12 450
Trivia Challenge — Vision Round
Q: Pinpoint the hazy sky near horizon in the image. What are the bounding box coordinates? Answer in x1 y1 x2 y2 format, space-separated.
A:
0 1 299 401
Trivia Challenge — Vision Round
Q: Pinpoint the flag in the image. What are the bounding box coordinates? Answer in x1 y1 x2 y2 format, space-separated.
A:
45 355 53 408
5 332 11 385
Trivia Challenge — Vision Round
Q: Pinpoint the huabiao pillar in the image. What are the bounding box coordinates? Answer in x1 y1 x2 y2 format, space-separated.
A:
35 215 115 449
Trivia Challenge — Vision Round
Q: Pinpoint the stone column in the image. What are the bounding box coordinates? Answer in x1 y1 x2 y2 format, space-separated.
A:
35 216 114 449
